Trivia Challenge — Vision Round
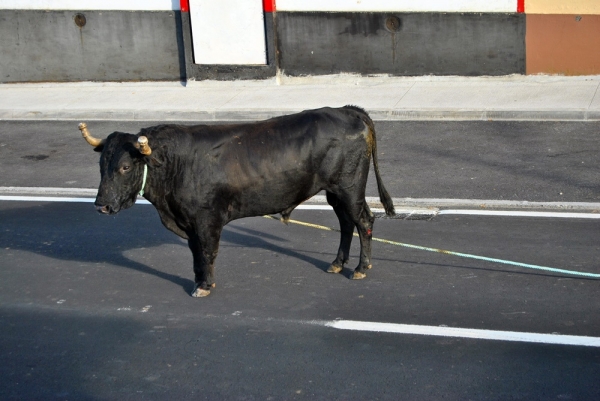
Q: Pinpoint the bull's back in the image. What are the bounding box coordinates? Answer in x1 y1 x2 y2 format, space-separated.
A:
219 107 367 176
145 107 371 218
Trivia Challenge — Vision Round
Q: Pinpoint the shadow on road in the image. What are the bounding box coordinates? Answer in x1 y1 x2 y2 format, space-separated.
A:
0 202 337 293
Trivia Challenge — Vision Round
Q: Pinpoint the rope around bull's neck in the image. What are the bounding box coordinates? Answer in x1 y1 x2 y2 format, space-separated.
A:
139 164 148 197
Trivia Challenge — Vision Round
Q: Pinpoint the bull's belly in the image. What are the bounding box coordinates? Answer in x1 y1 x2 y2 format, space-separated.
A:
228 183 322 220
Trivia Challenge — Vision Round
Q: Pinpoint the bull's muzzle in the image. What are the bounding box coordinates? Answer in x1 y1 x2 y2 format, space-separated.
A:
95 204 112 214
79 122 105 147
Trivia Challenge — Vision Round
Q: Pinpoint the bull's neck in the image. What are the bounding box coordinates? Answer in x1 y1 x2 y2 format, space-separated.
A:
136 158 172 206
136 143 180 205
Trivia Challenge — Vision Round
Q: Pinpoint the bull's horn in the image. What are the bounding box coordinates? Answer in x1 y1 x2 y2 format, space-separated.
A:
79 122 105 147
138 136 152 156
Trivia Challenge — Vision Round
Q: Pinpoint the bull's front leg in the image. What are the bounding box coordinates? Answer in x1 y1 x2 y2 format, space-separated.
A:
187 224 223 297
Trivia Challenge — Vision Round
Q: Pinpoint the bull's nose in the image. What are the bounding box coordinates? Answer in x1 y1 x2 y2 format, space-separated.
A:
95 205 111 214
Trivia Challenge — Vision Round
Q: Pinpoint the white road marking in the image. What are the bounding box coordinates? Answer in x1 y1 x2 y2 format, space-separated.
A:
324 320 600 347
2 188 598 346
0 196 94 203
439 209 600 219
0 187 97 196
3 191 600 277
295 205 331 210
0 195 151 205
2 194 600 219
2 187 600 214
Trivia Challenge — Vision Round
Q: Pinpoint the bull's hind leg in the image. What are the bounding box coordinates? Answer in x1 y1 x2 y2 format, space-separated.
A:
350 203 375 280
326 191 354 274
331 194 375 280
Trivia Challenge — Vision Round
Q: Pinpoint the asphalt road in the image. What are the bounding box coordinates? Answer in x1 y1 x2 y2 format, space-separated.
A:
1 120 600 202
1 202 599 400
1 120 600 400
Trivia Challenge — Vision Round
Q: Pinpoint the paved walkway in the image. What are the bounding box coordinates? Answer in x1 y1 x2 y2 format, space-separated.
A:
1 74 599 121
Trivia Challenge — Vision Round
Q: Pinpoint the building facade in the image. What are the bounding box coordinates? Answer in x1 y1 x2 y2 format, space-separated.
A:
0 0 598 82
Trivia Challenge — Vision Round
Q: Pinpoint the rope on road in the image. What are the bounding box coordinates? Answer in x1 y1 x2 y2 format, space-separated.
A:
263 215 600 279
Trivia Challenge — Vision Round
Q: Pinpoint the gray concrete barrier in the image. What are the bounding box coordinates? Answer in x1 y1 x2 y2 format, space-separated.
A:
0 10 185 82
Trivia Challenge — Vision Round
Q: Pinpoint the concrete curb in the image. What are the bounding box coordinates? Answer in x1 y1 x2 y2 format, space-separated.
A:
3 109 600 122
369 109 600 122
318 196 600 212
385 197 600 212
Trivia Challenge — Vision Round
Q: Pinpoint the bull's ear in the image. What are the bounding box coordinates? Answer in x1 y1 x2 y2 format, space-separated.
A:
144 155 163 167
93 144 105 153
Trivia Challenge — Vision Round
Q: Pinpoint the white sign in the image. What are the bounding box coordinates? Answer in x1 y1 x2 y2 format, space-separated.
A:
189 0 267 65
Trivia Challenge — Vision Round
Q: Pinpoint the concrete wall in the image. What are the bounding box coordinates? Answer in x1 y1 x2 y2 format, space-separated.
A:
0 9 184 82
276 12 525 77
273 0 525 77
2 0 600 82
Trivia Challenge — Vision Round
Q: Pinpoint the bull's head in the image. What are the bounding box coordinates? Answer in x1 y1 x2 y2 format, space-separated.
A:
79 123 152 215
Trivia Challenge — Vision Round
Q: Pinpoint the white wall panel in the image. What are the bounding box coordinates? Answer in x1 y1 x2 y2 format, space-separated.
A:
189 0 266 65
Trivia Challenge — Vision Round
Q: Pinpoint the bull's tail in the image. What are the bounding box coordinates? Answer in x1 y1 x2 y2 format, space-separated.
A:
369 120 396 217
345 105 395 217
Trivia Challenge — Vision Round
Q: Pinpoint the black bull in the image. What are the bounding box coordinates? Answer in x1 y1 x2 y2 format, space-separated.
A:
81 106 395 297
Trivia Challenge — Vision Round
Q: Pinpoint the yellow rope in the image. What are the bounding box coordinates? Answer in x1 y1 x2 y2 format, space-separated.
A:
262 214 600 278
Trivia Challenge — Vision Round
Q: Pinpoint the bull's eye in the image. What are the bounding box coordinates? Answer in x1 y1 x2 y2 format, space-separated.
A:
120 165 131 174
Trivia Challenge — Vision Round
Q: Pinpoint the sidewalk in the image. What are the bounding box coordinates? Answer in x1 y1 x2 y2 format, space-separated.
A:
1 74 599 121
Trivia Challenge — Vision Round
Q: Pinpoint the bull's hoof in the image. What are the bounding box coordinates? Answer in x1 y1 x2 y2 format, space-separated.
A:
351 271 367 280
327 264 343 274
191 283 214 298
367 264 372 270
191 288 210 297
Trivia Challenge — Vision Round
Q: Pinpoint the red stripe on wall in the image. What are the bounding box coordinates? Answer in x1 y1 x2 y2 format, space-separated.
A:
263 0 275 12
517 0 525 13
180 0 189 12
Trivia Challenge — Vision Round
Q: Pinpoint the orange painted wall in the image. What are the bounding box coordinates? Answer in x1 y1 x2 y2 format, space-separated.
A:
526 14 600 75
